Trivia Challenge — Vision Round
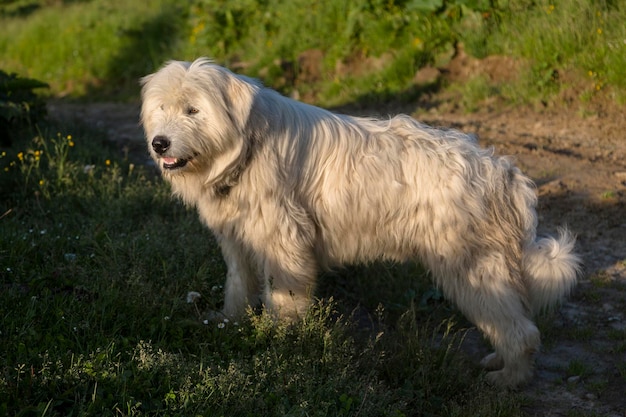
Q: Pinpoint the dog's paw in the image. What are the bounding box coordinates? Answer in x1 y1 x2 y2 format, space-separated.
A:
485 369 509 387
480 352 504 371
485 365 532 388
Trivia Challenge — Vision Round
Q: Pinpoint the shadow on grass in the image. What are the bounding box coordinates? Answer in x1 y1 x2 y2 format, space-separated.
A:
83 3 187 100
329 80 444 117
0 0 93 18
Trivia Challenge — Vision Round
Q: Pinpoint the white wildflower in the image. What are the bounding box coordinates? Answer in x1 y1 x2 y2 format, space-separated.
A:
186 291 201 303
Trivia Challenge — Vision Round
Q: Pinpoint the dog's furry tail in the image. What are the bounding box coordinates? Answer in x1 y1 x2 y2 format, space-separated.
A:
523 229 581 316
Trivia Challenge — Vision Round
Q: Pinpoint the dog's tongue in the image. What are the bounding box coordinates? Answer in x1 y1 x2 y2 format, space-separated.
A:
162 157 178 164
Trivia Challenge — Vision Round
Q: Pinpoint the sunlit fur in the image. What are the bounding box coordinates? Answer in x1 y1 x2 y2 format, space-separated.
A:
141 58 580 387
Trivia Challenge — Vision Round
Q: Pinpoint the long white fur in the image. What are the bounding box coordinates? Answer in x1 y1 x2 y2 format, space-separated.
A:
140 58 580 387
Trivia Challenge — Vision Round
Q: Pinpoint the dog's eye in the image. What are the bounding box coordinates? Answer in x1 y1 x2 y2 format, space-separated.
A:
187 106 199 115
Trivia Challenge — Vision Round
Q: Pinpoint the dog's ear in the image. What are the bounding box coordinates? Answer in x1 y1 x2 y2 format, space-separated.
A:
188 59 258 132
139 73 153 87
139 74 155 129
139 74 155 105
222 73 257 133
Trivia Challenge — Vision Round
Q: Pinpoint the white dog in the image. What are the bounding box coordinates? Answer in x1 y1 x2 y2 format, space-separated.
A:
140 58 580 387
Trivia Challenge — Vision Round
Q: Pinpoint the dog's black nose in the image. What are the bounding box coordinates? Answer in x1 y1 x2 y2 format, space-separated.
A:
152 135 170 155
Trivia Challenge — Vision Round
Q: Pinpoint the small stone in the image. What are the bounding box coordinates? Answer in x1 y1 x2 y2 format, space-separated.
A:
567 375 581 384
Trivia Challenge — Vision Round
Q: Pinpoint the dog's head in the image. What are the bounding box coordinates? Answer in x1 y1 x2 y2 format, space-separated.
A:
140 58 258 185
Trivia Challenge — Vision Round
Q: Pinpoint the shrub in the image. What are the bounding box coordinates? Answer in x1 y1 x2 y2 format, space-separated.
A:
0 69 48 146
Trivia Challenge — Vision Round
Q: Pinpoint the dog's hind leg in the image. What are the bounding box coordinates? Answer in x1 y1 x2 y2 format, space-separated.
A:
438 253 540 387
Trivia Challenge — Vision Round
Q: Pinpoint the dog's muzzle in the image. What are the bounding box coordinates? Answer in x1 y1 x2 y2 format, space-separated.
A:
151 135 189 170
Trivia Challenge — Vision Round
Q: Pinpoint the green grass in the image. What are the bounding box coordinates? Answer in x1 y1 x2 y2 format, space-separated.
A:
461 0 626 105
1 0 624 107
0 0 184 98
0 121 523 415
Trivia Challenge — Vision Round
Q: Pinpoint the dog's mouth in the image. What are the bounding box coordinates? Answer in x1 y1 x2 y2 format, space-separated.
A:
161 156 190 170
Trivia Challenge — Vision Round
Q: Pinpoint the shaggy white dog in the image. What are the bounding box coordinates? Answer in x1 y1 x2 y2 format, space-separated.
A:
140 58 580 387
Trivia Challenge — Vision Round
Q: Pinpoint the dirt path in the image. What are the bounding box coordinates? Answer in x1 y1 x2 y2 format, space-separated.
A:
48 100 626 416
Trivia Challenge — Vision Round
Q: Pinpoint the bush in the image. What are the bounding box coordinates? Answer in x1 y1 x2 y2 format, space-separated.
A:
0 69 48 146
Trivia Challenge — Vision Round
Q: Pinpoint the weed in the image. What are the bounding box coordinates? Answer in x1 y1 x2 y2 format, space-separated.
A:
607 329 626 354
566 359 592 379
452 75 499 113
601 190 616 199
617 362 626 382
586 378 609 396
566 325 595 342
589 271 614 288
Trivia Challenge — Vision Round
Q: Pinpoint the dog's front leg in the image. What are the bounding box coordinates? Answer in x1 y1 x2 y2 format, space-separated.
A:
217 236 260 319
260 238 319 320
261 261 317 320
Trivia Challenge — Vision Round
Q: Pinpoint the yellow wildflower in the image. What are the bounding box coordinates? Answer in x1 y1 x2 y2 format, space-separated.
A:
105 159 111 166
17 152 24 161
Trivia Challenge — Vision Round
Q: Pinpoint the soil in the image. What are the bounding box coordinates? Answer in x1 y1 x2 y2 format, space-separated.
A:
47 80 626 415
